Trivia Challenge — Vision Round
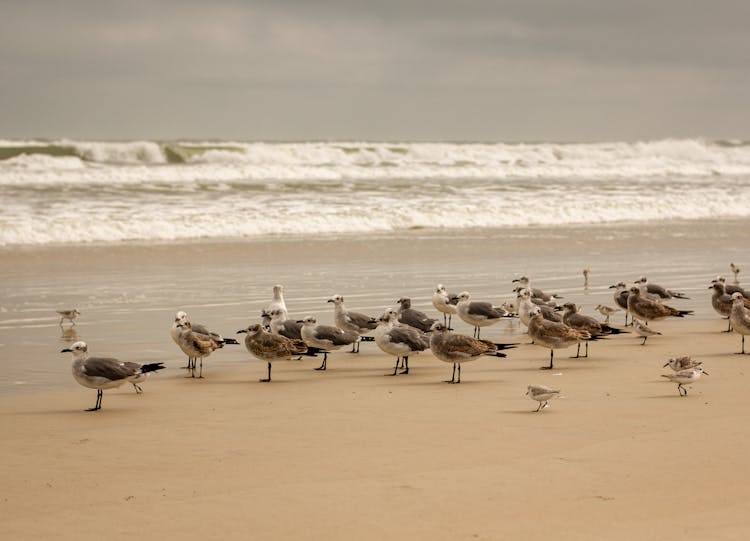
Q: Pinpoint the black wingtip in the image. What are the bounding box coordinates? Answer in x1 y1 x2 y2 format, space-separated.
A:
223 338 240 345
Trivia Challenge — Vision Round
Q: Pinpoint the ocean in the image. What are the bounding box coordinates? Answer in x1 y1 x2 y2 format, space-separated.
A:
2 138 749 246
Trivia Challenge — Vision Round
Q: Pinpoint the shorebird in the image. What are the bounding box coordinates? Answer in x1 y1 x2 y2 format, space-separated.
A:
511 276 561 302
527 307 591 370
595 304 621 324
57 309 80 327
633 319 662 345
174 320 227 378
731 262 741 284
561 303 623 357
663 356 702 372
374 310 430 375
61 341 165 411
661 366 708 396
237 324 308 381
431 284 459 327
328 294 377 352
455 291 513 338
526 385 561 412
730 292 750 354
609 282 631 326
583 268 590 289
299 316 359 371
396 297 437 333
635 277 690 300
517 288 562 328
428 322 514 383
627 287 692 325
170 311 239 370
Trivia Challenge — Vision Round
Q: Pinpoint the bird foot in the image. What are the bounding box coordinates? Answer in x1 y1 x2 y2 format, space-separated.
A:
539 366 554 370
399 369 409 375
85 407 100 412
259 378 271 382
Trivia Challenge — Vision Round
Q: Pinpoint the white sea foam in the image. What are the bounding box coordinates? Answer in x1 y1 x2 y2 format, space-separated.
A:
1 138 749 245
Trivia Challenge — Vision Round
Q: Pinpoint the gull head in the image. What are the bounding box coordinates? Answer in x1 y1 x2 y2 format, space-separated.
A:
237 323 264 336
731 292 745 303
174 310 188 323
61 341 88 358
435 284 446 293
457 291 471 302
429 322 448 333
562 302 578 313
397 297 412 308
379 308 399 323
629 286 641 295
328 294 344 305
300 316 317 326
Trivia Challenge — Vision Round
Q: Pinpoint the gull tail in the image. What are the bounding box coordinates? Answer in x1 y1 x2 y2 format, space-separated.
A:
674 309 694 317
486 351 508 358
222 338 240 345
140 362 166 374
601 325 627 335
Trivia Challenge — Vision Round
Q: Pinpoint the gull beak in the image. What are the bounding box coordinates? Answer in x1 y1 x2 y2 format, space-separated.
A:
662 362 670 367
608 285 616 289
236 329 247 334
702 370 709 375
327 299 334 303
60 348 72 353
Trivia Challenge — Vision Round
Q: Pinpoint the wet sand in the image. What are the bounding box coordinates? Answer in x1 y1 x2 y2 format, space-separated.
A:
1 221 749 539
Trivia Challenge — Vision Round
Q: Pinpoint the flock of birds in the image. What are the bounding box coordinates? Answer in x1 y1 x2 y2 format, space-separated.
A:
57 263 750 412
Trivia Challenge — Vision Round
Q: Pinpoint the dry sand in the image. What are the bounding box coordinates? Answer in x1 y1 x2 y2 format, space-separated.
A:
1 223 749 540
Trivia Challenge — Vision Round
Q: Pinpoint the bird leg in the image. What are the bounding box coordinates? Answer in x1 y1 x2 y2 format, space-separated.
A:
584 341 589 358
388 357 400 376
678 384 687 396
259 362 272 382
540 349 554 370
315 353 328 371
86 389 103 411
641 336 647 345
724 319 733 333
571 343 581 359
132 383 143 394
535 401 543 412
198 358 204 379
400 356 409 375
444 363 457 383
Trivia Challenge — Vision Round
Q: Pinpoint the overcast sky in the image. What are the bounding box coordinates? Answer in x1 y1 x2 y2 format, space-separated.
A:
1 0 748 141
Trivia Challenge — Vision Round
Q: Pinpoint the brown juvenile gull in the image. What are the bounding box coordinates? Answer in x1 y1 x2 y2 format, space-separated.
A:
511 276 561 302
299 316 359 371
661 366 708 396
171 311 239 370
428 322 514 383
633 319 662 345
562 303 623 357
635 276 690 300
608 282 632 326
237 323 308 381
526 385 561 412
730 292 750 354
432 284 460 327
374 310 430 375
455 291 513 339
627 287 692 325
61 341 165 411
527 307 591 370
175 320 226 378
396 297 438 333
56 308 80 327
328 294 377 353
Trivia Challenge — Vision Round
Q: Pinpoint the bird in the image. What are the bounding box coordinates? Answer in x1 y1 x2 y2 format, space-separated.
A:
299 316 359 371
373 310 430 375
663 356 702 372
583 268 590 289
609 282 631 326
237 324 308 381
428 322 513 383
263 284 288 327
511 276 561 302
712 276 749 297
661 366 708 396
729 292 750 354
731 262 741 284
174 320 225 378
56 309 80 327
635 277 690 300
432 284 460 327
170 311 239 370
455 291 513 338
627 287 692 325
396 297 437 333
561 303 623 357
328 294 377 353
61 341 165 411
526 385 561 412
709 282 750 332
517 288 562 328
527 307 591 370
633 319 662 345
595 304 621 324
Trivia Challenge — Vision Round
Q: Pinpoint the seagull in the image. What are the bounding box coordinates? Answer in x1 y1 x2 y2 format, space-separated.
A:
635 277 690 300
517 288 562 328
57 309 80 327
709 282 750 332
428 322 514 384
627 287 692 325
328 294 378 353
730 292 750 354
633 319 662 345
174 321 225 378
595 304 621 324
432 284 460 327
526 385 561 412
396 297 437 333
374 310 430 375
299 316 359 371
170 311 239 370
663 356 702 371
527 307 591 370
455 291 513 338
661 366 708 396
61 341 165 411
263 284 288 327
609 282 631 326
237 324 308 381
511 276 561 302
561 303 623 357
713 276 749 297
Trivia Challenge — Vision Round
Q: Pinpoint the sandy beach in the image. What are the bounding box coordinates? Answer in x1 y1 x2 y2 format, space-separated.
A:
2 221 749 540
